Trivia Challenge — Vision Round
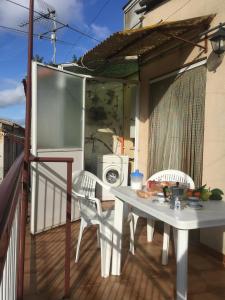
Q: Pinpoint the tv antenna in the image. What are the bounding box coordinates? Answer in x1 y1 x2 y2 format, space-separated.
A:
19 0 66 64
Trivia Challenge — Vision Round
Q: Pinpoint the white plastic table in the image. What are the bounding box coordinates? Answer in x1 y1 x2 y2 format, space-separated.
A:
110 186 225 300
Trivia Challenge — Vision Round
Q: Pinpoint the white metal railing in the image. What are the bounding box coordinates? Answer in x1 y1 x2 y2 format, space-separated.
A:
0 203 20 300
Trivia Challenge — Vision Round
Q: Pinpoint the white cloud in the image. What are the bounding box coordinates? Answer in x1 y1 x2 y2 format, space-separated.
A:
0 1 28 28
0 83 25 107
1 78 19 87
46 0 83 23
0 0 84 28
91 23 110 40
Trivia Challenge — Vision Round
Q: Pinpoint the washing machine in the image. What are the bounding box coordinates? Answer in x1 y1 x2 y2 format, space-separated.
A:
97 154 129 200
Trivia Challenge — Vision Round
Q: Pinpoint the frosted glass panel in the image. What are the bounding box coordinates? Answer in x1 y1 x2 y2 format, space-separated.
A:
37 65 83 149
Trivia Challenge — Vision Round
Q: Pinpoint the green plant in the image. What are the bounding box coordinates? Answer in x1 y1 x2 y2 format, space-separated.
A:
209 188 224 200
187 185 224 201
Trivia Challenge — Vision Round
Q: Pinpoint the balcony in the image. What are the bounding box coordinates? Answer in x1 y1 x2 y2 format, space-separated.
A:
2 155 225 300
24 214 225 300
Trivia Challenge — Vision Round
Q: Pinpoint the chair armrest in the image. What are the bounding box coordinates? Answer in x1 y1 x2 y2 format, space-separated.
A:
95 177 111 191
89 196 103 216
72 190 85 199
72 191 103 216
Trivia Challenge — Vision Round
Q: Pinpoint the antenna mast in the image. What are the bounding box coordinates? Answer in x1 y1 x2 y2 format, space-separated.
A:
19 1 65 64
50 10 57 64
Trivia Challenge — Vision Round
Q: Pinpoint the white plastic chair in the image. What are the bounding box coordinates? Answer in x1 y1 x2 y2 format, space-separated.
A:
129 169 195 265
72 170 114 278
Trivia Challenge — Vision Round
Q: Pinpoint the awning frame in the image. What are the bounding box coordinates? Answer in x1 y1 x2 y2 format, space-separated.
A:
159 30 207 52
79 15 214 73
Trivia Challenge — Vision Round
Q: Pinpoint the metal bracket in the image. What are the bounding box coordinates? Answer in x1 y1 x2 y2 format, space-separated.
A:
160 31 207 52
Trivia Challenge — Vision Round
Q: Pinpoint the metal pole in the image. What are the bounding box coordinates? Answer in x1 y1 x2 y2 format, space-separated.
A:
64 162 72 298
200 21 225 36
51 11 57 64
17 0 34 299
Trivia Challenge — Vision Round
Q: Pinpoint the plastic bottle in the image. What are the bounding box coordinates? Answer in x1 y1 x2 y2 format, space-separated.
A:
130 169 144 190
174 196 181 211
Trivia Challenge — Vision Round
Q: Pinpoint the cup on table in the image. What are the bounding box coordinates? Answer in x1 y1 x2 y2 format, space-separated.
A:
170 186 186 209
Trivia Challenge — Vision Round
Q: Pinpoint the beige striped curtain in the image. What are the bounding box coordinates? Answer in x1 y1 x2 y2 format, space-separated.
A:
148 65 207 187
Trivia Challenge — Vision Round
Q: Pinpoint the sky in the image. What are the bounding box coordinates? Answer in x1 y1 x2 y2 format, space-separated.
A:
0 0 127 126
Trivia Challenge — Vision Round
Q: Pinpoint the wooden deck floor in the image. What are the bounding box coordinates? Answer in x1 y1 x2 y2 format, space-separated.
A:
24 215 225 300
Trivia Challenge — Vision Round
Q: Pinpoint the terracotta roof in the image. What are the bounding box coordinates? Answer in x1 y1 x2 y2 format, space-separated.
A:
0 119 24 129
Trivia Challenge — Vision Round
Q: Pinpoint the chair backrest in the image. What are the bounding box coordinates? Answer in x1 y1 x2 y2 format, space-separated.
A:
148 169 195 189
72 170 111 222
73 170 97 198
72 170 99 221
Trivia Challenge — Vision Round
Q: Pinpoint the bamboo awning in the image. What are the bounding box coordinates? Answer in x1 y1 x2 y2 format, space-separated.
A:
79 15 214 72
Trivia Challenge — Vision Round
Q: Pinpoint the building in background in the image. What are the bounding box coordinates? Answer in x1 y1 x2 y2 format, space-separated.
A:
0 119 24 182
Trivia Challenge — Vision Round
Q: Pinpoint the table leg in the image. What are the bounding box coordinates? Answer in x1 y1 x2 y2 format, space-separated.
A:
111 197 124 276
176 229 189 300
147 218 155 242
162 223 170 265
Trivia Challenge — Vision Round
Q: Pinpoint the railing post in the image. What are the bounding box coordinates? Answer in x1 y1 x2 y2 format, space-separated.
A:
17 173 28 300
64 162 72 299
17 0 34 299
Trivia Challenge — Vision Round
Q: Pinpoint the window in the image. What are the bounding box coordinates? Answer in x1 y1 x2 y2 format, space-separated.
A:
36 65 84 149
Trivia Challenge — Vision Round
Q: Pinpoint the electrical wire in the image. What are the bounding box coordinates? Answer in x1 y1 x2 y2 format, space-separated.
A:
88 0 113 25
164 0 192 22
64 0 112 64
0 24 84 47
0 24 30 35
5 0 100 43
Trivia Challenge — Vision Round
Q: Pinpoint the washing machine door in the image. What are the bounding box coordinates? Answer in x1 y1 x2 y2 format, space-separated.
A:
103 165 123 187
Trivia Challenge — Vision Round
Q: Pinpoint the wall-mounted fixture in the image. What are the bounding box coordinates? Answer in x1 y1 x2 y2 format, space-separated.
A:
135 0 165 15
136 0 151 14
209 25 225 55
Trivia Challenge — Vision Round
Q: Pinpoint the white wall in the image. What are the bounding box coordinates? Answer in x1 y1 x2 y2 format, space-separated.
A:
123 0 144 29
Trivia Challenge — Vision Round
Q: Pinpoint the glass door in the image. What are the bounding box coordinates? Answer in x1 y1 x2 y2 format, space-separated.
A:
31 63 85 233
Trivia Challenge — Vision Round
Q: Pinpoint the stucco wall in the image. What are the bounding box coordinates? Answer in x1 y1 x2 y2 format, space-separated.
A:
123 0 144 29
137 0 225 254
